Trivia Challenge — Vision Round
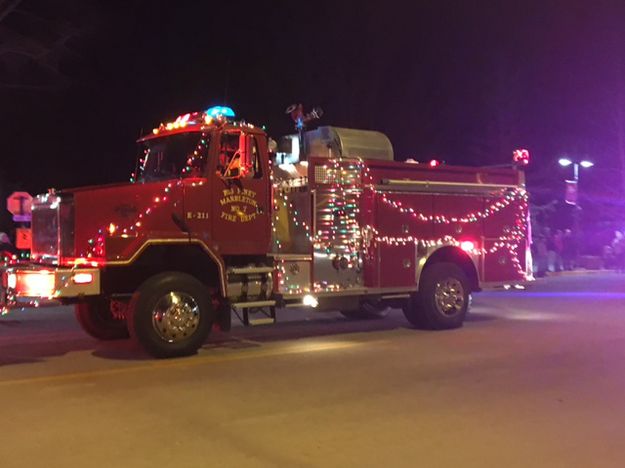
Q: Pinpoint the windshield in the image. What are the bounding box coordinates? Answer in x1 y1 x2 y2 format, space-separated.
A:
139 132 210 181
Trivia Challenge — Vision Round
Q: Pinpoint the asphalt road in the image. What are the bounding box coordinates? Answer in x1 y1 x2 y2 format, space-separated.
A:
2 272 625 467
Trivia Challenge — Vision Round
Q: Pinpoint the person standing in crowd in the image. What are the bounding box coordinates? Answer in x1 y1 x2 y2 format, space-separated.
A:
544 227 556 272
0 232 17 256
603 244 615 269
533 234 548 277
612 231 625 273
562 229 575 270
553 229 564 272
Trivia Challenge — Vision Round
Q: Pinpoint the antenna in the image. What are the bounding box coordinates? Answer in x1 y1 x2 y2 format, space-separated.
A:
223 57 231 104
285 104 323 158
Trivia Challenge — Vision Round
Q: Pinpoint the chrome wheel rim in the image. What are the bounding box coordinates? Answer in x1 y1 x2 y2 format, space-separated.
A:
151 292 200 343
434 278 465 316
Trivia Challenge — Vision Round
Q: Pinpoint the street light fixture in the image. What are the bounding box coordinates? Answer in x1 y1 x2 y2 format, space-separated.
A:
558 157 594 181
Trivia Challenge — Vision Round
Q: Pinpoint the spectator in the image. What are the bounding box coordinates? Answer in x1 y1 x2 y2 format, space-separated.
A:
603 244 615 270
545 227 556 272
553 229 564 272
0 232 17 256
534 235 548 277
612 231 625 273
562 229 575 270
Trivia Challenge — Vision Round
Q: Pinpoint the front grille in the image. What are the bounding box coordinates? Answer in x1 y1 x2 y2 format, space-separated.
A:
31 194 74 264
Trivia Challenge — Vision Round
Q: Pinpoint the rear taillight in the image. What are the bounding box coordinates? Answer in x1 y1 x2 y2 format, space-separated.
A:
13 270 56 298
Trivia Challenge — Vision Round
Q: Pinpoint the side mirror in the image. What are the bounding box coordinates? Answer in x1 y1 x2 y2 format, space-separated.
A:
239 133 251 171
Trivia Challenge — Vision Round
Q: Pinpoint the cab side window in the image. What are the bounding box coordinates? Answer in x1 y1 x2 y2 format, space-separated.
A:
217 132 262 179
218 133 240 178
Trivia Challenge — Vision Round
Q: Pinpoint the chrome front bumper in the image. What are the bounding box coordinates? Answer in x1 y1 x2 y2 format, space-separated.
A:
1 265 101 312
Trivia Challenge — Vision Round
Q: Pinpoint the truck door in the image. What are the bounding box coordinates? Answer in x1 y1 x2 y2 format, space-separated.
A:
210 130 271 255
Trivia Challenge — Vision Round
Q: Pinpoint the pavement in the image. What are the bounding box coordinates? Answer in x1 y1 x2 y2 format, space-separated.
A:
1 273 625 467
544 268 611 276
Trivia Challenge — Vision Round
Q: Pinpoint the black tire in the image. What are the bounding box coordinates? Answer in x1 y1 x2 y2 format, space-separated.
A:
75 297 129 340
127 272 214 358
403 262 470 330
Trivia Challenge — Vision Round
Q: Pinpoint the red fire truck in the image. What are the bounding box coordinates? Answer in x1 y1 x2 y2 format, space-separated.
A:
0 106 531 358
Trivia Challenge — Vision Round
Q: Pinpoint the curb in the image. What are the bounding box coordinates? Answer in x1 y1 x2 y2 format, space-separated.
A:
544 269 613 277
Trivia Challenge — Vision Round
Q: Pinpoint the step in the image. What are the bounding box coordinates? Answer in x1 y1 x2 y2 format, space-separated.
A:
231 300 276 309
247 317 276 326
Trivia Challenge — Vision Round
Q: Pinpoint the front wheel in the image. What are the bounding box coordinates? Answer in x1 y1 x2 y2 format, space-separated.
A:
403 262 470 330
127 272 214 358
75 297 129 340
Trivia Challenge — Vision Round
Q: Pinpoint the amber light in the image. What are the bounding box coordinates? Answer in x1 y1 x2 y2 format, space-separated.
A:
72 272 93 284
62 257 103 268
16 271 55 297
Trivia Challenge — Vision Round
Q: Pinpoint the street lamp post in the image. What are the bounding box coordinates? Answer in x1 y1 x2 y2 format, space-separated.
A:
558 157 594 267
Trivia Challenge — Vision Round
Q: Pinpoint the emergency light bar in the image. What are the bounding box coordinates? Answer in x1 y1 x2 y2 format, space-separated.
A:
206 106 235 118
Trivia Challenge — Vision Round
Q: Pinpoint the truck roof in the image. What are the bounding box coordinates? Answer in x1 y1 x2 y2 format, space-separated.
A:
137 110 266 143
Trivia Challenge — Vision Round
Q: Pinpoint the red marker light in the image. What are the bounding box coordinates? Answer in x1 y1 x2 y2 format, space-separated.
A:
429 159 440 167
460 241 475 252
513 149 530 166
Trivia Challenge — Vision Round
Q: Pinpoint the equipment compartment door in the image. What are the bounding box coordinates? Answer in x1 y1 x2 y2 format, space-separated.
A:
378 244 416 288
211 131 271 254
366 191 433 288
483 239 527 282
482 190 528 282
310 159 364 292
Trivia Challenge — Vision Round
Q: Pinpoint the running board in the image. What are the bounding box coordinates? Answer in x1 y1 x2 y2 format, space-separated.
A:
228 267 274 275
231 300 276 309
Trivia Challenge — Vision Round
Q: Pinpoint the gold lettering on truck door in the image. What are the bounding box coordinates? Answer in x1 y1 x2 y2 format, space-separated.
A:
219 187 258 223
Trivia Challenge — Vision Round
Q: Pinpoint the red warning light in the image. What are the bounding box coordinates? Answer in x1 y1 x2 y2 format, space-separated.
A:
429 159 440 167
513 149 530 166
460 240 475 252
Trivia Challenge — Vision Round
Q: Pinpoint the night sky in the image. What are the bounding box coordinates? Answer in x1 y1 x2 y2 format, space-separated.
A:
2 0 625 234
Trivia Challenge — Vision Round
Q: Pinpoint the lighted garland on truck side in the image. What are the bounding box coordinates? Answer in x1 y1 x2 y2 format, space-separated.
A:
272 157 529 290
377 188 527 224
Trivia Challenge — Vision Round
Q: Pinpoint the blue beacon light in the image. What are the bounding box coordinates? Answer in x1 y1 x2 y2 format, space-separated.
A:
206 106 236 118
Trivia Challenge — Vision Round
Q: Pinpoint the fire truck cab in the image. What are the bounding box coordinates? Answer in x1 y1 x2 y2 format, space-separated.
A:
1 106 531 358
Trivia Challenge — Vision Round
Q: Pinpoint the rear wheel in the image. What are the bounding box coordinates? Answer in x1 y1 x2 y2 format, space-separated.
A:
75 297 129 340
127 272 214 358
403 262 470 330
